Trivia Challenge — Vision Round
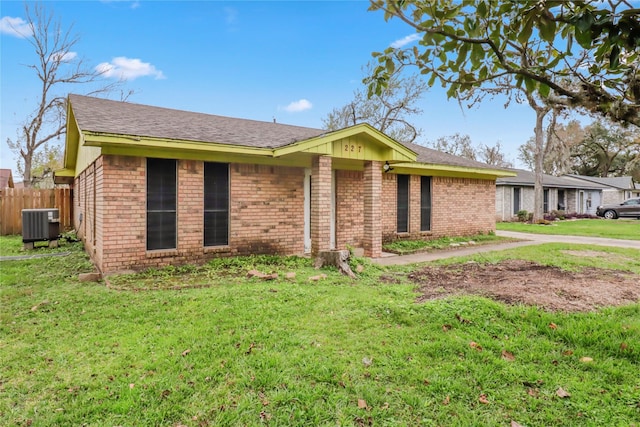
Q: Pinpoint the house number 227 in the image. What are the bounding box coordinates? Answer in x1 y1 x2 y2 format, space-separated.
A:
344 144 362 153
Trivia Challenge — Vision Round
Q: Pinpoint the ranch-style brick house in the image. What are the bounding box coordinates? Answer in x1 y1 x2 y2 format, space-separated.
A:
55 95 514 274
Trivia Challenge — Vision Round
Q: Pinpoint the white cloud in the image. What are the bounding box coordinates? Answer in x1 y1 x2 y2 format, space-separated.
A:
390 33 420 48
283 99 313 113
95 57 166 81
50 51 78 63
99 0 141 9
0 16 32 38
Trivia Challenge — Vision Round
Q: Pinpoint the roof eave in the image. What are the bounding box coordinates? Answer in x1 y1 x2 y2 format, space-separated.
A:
272 123 418 161
82 132 274 157
393 162 515 179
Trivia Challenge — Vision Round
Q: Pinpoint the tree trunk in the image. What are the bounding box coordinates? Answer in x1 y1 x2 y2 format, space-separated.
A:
314 250 356 278
23 154 32 188
532 109 546 222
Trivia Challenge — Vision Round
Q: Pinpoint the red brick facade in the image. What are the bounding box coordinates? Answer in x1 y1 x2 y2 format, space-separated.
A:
73 154 496 273
335 170 364 248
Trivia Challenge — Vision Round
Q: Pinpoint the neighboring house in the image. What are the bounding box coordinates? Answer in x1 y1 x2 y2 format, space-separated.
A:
496 169 606 221
55 95 513 274
564 175 640 204
0 169 14 189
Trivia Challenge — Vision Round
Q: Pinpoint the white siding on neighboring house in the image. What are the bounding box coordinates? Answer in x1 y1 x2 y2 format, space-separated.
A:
576 190 601 214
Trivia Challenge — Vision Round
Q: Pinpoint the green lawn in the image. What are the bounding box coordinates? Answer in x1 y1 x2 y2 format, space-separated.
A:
1 236 639 426
497 218 640 240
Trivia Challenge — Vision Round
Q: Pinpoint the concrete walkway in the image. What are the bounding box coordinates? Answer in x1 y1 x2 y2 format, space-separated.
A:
373 230 640 266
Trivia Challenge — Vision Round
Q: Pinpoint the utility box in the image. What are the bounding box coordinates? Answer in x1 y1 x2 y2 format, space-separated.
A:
22 208 60 249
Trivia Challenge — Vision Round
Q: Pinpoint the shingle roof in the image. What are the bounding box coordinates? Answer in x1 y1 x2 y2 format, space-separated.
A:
497 169 606 189
69 94 326 149
401 141 503 170
68 94 506 172
565 174 636 190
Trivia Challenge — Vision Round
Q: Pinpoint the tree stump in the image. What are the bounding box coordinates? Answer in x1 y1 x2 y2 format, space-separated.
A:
314 250 356 278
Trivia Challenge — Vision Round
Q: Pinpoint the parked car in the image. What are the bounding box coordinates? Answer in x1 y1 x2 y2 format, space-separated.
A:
596 198 640 219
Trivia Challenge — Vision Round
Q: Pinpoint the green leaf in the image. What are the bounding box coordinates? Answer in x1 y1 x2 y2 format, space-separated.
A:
385 58 395 75
575 27 592 48
456 43 469 67
539 83 550 98
477 2 487 19
575 12 594 33
479 65 488 81
610 45 620 69
470 43 484 68
524 77 536 93
538 16 556 43
518 15 534 44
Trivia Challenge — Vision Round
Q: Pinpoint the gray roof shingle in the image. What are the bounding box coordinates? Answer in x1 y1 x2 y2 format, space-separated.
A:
401 141 504 170
565 174 636 190
69 94 326 149
498 169 606 189
69 94 507 172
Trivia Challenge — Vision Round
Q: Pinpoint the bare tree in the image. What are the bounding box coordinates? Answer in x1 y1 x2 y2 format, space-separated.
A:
6 3 122 187
322 63 427 144
430 134 513 168
518 120 585 175
428 134 477 160
478 142 513 168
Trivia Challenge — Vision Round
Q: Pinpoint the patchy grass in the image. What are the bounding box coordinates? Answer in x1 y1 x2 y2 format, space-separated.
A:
497 219 640 240
0 234 78 256
1 238 639 426
432 243 640 274
383 233 509 254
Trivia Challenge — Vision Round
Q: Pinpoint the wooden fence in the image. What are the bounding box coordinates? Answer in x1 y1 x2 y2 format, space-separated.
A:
0 188 73 236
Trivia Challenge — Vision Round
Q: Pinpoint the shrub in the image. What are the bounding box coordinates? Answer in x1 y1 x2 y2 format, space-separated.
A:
516 210 529 222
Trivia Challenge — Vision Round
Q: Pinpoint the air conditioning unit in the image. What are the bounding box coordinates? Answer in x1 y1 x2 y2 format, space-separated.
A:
22 208 60 244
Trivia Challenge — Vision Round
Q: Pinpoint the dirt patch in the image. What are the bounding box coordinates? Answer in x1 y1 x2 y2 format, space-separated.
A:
405 259 639 312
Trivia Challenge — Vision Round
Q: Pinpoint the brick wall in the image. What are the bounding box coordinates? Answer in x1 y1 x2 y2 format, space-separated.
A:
101 155 146 272
381 173 397 241
383 175 495 242
311 156 332 255
431 176 495 236
77 156 306 273
230 163 305 256
72 154 497 272
362 161 382 257
335 170 364 248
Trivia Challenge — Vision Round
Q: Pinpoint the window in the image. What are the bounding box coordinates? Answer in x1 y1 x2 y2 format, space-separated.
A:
204 162 229 246
420 176 432 231
397 175 409 233
557 190 565 211
513 187 521 214
543 189 549 213
147 158 177 250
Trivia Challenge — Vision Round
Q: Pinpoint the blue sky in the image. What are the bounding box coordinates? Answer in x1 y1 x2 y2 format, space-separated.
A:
2 0 551 179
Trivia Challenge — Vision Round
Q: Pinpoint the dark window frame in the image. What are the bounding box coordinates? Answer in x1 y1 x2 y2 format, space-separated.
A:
543 189 549 213
557 189 566 211
513 187 521 215
146 158 177 251
204 162 230 247
420 176 432 231
397 174 409 233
